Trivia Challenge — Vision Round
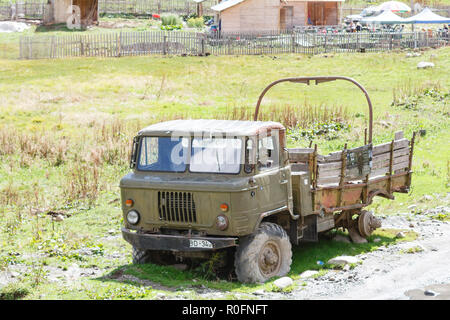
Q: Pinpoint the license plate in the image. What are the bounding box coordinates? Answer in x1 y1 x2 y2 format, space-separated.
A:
189 239 213 249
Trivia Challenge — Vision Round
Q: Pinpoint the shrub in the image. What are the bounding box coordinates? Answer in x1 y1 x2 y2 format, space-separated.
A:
187 17 204 28
0 283 30 300
161 13 182 27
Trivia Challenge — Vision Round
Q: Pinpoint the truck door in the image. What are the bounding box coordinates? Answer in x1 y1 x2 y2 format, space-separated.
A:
256 130 290 213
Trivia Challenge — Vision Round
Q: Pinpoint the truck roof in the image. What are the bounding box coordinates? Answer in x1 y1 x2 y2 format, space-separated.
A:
138 119 285 136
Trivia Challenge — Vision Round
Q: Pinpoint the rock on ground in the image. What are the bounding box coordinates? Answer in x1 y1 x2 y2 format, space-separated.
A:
273 277 293 289
417 62 435 69
406 52 421 57
299 270 319 279
396 232 406 238
332 234 351 243
0 21 30 33
327 256 359 266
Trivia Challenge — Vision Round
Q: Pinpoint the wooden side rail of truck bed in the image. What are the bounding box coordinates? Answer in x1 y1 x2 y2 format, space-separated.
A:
288 130 416 215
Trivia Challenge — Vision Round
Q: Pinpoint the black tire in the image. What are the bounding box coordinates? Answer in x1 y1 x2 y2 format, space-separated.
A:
132 247 176 265
234 222 292 283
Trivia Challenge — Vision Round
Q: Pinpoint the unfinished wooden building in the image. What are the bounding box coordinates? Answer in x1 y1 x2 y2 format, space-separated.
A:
43 0 98 27
211 0 344 33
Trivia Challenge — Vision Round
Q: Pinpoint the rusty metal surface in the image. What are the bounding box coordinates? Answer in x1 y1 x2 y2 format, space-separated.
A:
253 76 374 143
312 170 411 214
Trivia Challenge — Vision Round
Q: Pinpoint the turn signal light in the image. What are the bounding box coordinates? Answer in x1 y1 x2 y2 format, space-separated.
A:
220 203 229 212
125 199 134 207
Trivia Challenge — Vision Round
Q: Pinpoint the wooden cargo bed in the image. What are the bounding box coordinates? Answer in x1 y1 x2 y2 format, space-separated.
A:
288 131 415 215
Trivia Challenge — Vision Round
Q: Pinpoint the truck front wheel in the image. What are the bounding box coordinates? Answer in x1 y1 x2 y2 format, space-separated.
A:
234 222 292 283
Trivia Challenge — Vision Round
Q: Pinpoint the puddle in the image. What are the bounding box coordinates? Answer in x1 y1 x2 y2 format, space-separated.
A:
405 283 450 300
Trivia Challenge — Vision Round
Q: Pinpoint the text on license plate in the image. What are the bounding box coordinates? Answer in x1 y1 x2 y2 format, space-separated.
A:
189 239 213 249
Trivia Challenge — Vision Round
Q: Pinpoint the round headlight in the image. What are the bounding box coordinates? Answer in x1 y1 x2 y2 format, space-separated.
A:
216 214 229 231
127 210 140 225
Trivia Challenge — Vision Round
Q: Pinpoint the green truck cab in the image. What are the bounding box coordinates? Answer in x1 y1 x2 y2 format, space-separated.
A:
120 77 415 283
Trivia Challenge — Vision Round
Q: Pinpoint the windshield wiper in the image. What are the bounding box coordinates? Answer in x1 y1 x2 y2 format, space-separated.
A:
215 148 222 172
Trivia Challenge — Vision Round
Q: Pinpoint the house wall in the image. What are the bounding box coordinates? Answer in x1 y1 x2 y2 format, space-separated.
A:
220 0 280 33
284 1 307 27
53 0 72 24
219 0 341 32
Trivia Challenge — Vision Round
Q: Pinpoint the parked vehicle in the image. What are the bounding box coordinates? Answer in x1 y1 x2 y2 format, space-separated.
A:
120 76 416 283
345 6 381 23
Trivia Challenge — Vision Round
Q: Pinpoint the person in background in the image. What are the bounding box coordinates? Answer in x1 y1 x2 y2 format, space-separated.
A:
356 21 362 32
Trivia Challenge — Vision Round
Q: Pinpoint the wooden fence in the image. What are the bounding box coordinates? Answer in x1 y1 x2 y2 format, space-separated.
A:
0 1 46 20
0 0 219 20
99 0 218 16
19 30 449 59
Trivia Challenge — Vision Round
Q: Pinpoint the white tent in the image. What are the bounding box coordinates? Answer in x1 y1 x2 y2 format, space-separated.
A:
361 10 406 24
403 7 450 24
376 1 411 13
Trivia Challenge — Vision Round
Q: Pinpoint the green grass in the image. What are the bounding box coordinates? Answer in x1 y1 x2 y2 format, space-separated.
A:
0 46 448 299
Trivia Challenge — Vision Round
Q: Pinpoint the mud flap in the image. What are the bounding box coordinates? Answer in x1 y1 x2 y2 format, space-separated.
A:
301 215 318 242
289 215 318 244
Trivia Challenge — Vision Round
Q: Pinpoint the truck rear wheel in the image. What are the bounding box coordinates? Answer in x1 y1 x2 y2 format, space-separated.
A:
132 247 175 265
234 222 292 283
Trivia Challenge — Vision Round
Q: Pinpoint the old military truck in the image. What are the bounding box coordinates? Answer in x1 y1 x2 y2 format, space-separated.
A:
120 76 416 283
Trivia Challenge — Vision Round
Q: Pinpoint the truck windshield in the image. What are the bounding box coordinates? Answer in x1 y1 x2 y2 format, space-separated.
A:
190 137 242 174
138 137 188 172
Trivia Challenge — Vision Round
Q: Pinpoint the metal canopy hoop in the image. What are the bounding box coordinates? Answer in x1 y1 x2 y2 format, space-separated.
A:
253 76 374 144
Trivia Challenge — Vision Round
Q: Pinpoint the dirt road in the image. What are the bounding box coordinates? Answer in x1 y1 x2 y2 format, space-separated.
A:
246 205 450 300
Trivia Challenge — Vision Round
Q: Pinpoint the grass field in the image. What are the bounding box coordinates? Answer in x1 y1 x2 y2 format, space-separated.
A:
0 47 449 299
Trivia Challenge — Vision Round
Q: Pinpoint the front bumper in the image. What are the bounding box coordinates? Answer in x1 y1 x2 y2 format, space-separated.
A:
121 228 238 252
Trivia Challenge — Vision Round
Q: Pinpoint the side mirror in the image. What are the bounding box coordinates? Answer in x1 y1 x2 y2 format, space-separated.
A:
129 136 139 169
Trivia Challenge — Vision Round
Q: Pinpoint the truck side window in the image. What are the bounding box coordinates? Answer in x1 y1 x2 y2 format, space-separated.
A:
258 135 279 171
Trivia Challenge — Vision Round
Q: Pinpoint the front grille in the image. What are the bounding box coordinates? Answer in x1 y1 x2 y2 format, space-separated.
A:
158 191 197 223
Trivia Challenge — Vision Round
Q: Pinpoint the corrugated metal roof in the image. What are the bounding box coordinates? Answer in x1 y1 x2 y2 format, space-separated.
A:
138 119 285 136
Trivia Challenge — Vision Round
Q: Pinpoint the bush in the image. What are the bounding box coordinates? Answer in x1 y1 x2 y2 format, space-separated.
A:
187 17 204 28
161 13 182 26
160 25 182 31
0 283 30 300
